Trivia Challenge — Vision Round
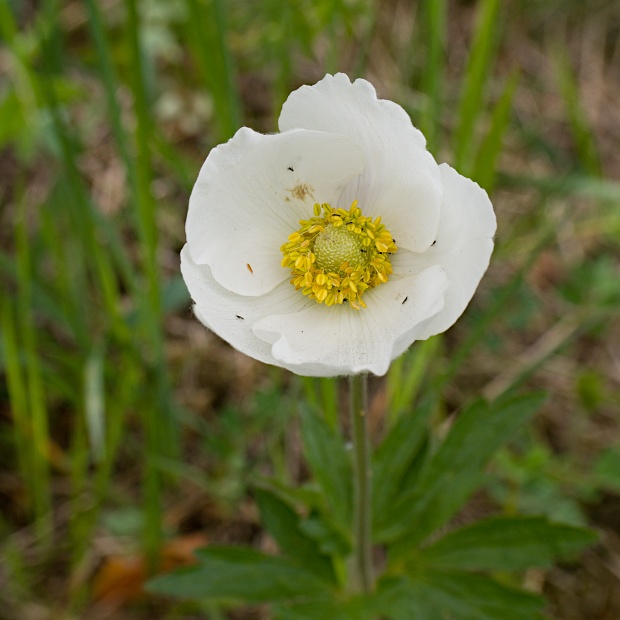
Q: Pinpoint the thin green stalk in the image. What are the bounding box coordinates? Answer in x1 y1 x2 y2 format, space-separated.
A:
84 0 138 196
349 374 373 593
454 0 501 172
1 298 32 512
15 197 52 537
420 0 447 151
126 0 167 564
185 0 241 141
301 378 338 430
212 0 241 133
553 46 602 177
471 69 520 190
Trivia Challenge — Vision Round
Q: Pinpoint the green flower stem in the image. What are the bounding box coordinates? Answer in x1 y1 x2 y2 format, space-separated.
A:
349 373 374 593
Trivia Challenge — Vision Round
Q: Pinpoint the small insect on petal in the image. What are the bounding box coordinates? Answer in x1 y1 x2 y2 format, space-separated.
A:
246 263 254 274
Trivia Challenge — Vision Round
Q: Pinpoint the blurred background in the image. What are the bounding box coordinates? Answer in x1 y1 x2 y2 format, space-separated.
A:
1 0 619 618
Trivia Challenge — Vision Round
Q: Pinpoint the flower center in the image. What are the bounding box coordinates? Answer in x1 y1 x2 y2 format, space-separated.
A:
280 201 397 309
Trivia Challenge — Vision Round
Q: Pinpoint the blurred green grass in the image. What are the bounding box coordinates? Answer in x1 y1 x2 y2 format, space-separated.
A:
1 0 619 618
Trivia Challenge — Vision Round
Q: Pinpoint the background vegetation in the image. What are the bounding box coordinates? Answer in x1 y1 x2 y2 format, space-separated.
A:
1 0 619 618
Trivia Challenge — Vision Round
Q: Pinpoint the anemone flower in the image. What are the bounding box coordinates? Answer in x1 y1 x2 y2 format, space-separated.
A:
181 73 496 377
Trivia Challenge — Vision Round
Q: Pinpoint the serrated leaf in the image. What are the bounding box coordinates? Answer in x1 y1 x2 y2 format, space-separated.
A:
372 398 434 525
378 393 547 548
299 405 352 532
378 571 545 620
254 488 335 582
147 546 331 603
418 515 597 571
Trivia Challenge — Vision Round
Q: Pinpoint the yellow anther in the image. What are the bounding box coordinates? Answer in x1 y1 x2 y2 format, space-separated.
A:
316 288 328 302
281 200 397 309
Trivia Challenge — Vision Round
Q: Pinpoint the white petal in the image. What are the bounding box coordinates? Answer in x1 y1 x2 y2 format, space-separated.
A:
252 265 448 377
181 245 312 367
186 127 365 296
279 73 442 252
399 164 496 339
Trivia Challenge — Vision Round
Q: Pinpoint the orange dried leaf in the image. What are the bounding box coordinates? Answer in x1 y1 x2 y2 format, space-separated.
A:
92 533 208 606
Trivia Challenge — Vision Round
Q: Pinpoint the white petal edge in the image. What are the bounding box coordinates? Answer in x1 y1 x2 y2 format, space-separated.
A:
252 265 448 377
398 163 497 341
279 73 442 252
186 127 365 297
181 245 313 368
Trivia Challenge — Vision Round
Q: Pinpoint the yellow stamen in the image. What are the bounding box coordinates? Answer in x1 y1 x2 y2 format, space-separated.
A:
280 201 398 309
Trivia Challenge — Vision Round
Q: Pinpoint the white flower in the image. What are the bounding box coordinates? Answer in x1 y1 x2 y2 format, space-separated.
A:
181 73 496 377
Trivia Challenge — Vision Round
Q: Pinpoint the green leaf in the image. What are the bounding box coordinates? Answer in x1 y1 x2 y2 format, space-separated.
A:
274 594 378 620
378 393 547 548
299 405 352 532
147 546 331 602
299 515 351 556
595 447 620 492
256 476 325 513
254 488 335 581
372 398 434 524
379 571 545 620
418 515 597 571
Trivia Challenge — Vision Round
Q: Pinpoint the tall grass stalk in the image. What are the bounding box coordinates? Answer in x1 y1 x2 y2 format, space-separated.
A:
420 0 447 151
126 0 173 562
454 0 501 172
185 0 241 141
14 198 52 540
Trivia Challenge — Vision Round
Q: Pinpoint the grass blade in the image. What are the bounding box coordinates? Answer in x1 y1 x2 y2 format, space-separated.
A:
420 0 447 151
454 0 501 172
472 70 520 191
185 0 241 140
552 46 602 177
